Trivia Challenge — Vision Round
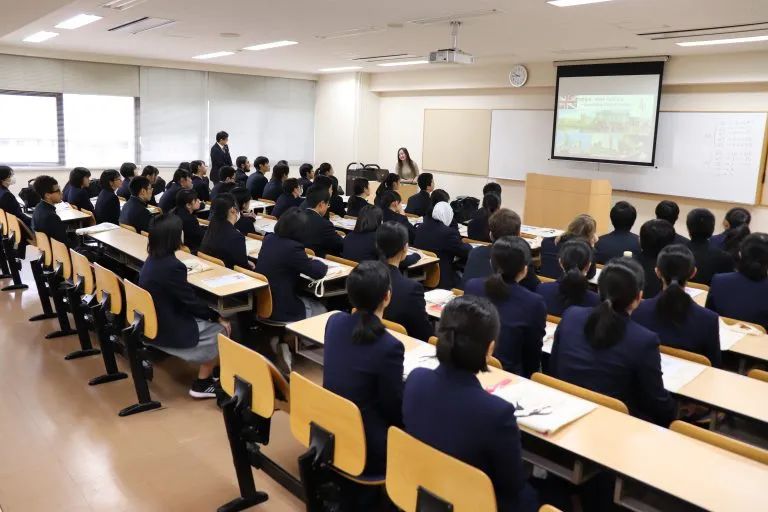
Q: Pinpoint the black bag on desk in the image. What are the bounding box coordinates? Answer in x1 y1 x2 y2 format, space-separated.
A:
451 196 480 224
18 179 41 210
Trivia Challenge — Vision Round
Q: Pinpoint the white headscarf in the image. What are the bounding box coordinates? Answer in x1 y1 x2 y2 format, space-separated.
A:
432 201 454 227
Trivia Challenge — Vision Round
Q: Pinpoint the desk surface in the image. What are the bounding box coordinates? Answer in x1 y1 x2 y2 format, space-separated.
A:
287 311 768 512
729 332 768 364
56 206 91 223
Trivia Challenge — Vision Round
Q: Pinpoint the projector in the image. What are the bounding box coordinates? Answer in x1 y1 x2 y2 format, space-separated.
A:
429 49 475 65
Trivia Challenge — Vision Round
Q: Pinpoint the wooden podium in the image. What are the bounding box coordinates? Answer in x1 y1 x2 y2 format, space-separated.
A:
523 173 612 235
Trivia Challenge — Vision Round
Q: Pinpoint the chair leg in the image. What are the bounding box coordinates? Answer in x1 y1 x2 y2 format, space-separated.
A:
63 286 101 360
44 275 77 339
29 259 56 321
0 238 12 279
118 327 160 417
89 303 128 385
1 240 27 291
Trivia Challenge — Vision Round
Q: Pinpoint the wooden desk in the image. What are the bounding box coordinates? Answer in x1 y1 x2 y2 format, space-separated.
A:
57 207 91 224
287 311 768 512
729 333 768 370
249 199 274 212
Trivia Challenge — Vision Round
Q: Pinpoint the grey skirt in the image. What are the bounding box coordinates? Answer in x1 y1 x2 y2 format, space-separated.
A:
153 319 224 364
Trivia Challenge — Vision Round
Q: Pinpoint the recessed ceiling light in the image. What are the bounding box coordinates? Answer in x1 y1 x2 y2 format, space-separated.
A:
377 60 429 67
23 31 59 43
55 14 103 29
318 66 363 72
547 0 613 6
677 34 768 47
243 40 298 51
193 51 235 60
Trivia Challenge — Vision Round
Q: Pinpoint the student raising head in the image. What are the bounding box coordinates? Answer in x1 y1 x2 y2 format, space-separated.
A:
686 208 734 285
246 156 269 200
94 169 122 225
633 244 721 367
404 172 434 217
636 219 676 298
342 204 383 262
346 177 370 218
550 257 676 425
271 177 303 219
655 200 688 245
261 162 289 201
172 188 205 251
32 175 68 245
707 232 768 330
536 239 600 317
403 295 539 512
159 169 193 213
595 201 640 263
540 214 597 279
467 192 501 243
375 172 400 206
199 193 253 269
119 176 153 235
231 187 256 236
63 167 94 212
297 163 314 195
414 201 471 289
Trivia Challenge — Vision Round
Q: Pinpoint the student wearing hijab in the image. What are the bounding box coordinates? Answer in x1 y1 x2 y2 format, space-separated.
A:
414 201 471 289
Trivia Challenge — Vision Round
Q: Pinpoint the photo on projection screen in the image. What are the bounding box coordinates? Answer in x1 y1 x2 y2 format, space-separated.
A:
551 62 664 166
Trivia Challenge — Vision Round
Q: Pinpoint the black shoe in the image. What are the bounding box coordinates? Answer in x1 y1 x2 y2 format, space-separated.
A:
189 378 219 399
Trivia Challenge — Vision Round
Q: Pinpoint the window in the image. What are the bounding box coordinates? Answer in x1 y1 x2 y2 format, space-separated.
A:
0 91 62 165
63 94 136 167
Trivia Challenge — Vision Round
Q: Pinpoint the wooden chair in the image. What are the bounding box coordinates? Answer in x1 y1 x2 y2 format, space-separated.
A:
140 230 149 237
462 237 490 246
539 275 556 284
60 249 102 360
198 218 210 227
670 420 768 465
0 208 13 281
386 427 496 512
42 238 78 339
198 251 225 267
263 214 277 221
531 372 629 414
747 369 768 383
421 249 441 288
539 506 564 512
383 318 407 335
88 263 128 386
119 223 137 233
325 254 358 268
119 280 162 416
660 345 711 366
547 314 561 325
28 231 57 322
305 248 316 258
290 371 384 510
427 336 501 370
247 233 264 241
335 230 346 238
686 281 709 292
0 213 29 291
217 334 302 511
451 288 465 297
233 266 273 320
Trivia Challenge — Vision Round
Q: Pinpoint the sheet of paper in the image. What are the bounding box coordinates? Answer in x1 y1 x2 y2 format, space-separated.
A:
403 343 439 379
588 267 602 285
76 222 120 236
254 218 275 234
200 273 252 288
660 354 707 392
245 239 262 256
684 287 705 299
424 289 456 305
718 319 754 350
542 322 557 354
183 259 212 275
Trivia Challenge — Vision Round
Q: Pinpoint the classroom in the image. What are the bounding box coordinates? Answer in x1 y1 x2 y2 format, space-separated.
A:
1 0 768 511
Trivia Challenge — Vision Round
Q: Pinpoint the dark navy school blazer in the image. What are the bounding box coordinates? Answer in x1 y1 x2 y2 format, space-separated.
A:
119 196 153 235
384 264 433 341
633 296 722 367
540 237 597 280
382 207 416 244
116 178 132 201
191 175 210 203
550 306 676 426
32 201 67 244
404 364 538 512
246 171 268 200
467 212 491 243
175 207 206 251
535 281 600 317
404 190 431 217
345 195 368 218
0 185 31 227
271 193 303 219
707 271 768 331
687 239 734 286
138 254 219 349
464 278 546 377
199 222 248 269
261 179 282 201
462 244 540 293
414 216 471 290
64 186 94 213
709 232 726 250
233 215 256 237
342 230 378 262
323 311 405 476
94 189 120 225
595 229 640 264
158 182 182 213
298 209 343 258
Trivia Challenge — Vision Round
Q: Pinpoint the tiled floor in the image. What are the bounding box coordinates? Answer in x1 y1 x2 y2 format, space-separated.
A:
0 261 315 511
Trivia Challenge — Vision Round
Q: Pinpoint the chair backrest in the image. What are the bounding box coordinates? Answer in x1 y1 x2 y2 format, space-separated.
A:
462 237 490 246
233 266 272 319
289 371 367 476
422 249 440 288
140 230 149 237
450 288 465 297
547 314 562 325
50 238 72 280
197 251 225 267
0 208 7 237
660 345 711 367
247 233 264 241
531 372 629 414
382 318 407 335
305 248 315 258
123 280 158 340
670 420 768 465
198 218 210 227
120 223 137 233
218 333 289 416
539 276 556 284
35 231 53 268
539 506 564 512
686 281 710 291
428 335 500 369
5 213 22 246
747 368 768 383
263 214 277 220
94 263 124 315
69 250 95 295
325 254 358 268
386 427 497 512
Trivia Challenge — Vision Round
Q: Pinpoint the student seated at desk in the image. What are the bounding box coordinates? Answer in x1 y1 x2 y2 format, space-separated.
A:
119 176 154 235
414 202 471 290
377 222 431 341
231 187 257 236
158 169 193 214
380 190 415 244
595 201 640 263
656 200 689 246
427 188 459 229
326 174 346 218
467 192 500 243
403 296 538 512
540 214 597 279
141 165 160 206
261 163 289 202
210 166 237 202
462 208 540 293
297 163 314 196
32 175 68 245
404 172 434 217
255 207 328 321
271 178 303 219
633 245 721 367
173 189 205 252
465 236 546 377
0 166 32 230
342 204 382 262
245 156 269 200
707 232 768 331
316 161 344 196
536 239 600 317
297 186 344 258
138 214 231 399
234 156 250 188
686 208 734 285
324 261 404 476
116 162 137 201
94 169 122 225
711 207 751 261
374 172 400 208
199 194 253 270
346 177 370 218
64 167 94 213
635 219 675 299
190 160 210 203
550 258 676 426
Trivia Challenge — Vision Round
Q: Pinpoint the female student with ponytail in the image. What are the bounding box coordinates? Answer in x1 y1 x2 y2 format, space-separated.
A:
374 172 400 207
550 258 676 426
536 239 600 316
712 207 751 262
323 261 404 477
632 245 721 367
198 194 253 270
403 295 538 512
464 236 546 377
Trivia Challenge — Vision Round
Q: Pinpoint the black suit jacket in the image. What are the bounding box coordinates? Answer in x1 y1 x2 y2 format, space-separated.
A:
235 169 249 187
191 176 210 202
342 231 378 262
175 207 206 251
414 217 472 289
32 201 67 245
405 190 431 217
210 143 232 184
94 189 120 225
199 222 248 269
246 171 268 199
466 212 491 243
687 239 734 285
261 180 282 201
0 186 31 227
385 264 433 341
210 182 233 202
116 178 132 201
65 186 94 213
159 183 183 213
234 215 256 236
345 196 368 218
272 194 303 219
595 229 641 264
299 209 344 258
119 196 152 234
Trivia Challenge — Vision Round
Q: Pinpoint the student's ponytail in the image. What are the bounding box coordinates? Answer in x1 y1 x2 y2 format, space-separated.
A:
737 233 768 282
584 258 643 349
557 240 592 308
346 261 392 344
484 236 530 302
655 245 695 325
352 310 386 345
724 224 750 262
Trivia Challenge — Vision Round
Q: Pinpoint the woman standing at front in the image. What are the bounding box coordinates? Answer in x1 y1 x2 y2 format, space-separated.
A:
396 147 419 182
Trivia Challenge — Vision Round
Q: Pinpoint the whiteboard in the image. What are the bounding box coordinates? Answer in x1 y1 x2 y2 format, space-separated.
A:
488 110 767 204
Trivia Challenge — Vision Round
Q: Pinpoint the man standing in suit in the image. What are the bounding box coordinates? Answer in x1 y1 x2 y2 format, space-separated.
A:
209 131 232 185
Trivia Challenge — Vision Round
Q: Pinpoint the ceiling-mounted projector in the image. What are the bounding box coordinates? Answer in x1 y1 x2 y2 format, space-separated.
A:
429 21 475 64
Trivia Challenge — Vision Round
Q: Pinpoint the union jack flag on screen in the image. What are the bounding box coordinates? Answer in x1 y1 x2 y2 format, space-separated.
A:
558 95 577 109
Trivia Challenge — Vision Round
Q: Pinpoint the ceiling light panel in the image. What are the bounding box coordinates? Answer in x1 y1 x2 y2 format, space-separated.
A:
243 40 298 51
377 60 429 67
315 27 384 40
677 34 768 47
101 0 147 11
23 31 59 43
108 17 175 34
193 51 235 59
55 14 102 29
547 0 613 7
318 66 363 72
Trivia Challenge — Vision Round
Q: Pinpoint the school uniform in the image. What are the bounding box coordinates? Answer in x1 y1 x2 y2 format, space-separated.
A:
254 233 327 321
465 278 546 377
384 264 433 341
404 365 538 512
116 178 132 201
246 170 268 200
329 195 346 218
261 179 282 201
0 185 31 228
535 281 600 317
271 193 303 219
672 231 690 246
540 237 597 280
233 215 256 237
158 182 182 213
64 186 94 213
191 175 210 202
462 245 540 293
209 181 231 202
342 231 378 262
707 271 768 330
323 311 404 475
234 168 249 188
175 207 206 251
382 207 416 244
94 189 120 225
414 217 471 289
687 239 734 285
635 252 664 299
199 222 248 269
404 190 431 217
595 229 640 264
152 177 165 200
709 232 726 250
119 196 153 235
467 211 491 243
633 296 722 367
210 142 232 184
345 195 368 218
550 306 676 426
298 209 343 258
32 201 68 245
298 177 313 196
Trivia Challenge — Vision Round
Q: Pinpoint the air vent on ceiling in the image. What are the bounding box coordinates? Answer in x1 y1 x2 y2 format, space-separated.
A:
552 46 636 55
638 22 768 41
315 26 385 40
351 53 418 63
108 16 175 34
407 8 502 26
101 0 147 11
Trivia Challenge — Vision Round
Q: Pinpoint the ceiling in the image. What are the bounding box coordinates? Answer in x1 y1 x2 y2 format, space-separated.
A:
1 0 767 75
